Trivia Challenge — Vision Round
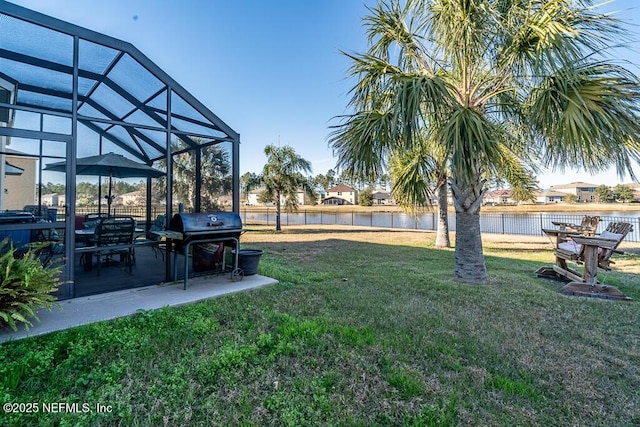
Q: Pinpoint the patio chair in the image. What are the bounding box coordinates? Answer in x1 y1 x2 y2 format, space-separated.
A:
551 215 600 235
84 212 109 229
536 221 633 291
32 225 63 266
542 215 600 248
135 214 167 260
93 216 135 276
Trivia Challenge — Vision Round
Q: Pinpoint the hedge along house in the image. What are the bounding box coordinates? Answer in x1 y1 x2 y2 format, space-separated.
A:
0 1 240 299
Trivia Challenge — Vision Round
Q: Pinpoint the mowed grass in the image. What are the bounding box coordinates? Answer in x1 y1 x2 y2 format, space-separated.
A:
1 227 639 426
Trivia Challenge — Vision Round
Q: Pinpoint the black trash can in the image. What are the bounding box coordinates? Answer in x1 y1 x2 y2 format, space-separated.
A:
237 249 263 275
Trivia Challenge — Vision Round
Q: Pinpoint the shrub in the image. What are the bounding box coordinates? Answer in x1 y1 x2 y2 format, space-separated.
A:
0 239 61 331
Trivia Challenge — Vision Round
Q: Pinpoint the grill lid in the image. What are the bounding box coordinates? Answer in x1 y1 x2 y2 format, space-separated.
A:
169 212 242 234
0 212 37 224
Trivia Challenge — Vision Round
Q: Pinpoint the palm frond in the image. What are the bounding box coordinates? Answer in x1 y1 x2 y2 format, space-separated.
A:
328 109 396 179
364 0 433 72
390 138 440 210
438 105 502 182
528 61 640 177
498 0 628 77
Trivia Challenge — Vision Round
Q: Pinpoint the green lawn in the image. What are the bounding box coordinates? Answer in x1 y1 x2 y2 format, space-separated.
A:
1 228 639 426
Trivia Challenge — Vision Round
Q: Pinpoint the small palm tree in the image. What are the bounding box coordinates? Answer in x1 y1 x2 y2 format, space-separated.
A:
389 135 451 247
330 0 640 284
260 145 313 231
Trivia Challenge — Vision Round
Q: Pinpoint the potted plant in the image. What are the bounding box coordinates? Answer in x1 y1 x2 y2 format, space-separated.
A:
0 239 62 331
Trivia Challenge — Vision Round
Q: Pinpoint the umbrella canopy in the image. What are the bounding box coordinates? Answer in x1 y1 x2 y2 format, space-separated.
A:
44 152 164 215
44 152 164 179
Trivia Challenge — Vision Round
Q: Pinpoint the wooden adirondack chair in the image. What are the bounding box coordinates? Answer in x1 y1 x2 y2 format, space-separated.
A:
536 222 633 300
541 215 600 250
551 215 600 237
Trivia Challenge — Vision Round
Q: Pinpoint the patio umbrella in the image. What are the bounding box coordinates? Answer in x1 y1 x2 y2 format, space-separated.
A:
44 152 164 215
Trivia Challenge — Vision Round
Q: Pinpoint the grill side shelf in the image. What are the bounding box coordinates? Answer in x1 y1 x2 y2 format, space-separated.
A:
163 231 184 240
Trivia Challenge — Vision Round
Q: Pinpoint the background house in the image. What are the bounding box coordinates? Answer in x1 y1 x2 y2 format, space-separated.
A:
42 193 66 207
535 189 566 204
290 189 314 206
120 191 144 206
245 189 263 206
324 184 357 205
483 189 515 205
245 188 314 206
372 190 395 205
623 183 640 202
550 182 597 202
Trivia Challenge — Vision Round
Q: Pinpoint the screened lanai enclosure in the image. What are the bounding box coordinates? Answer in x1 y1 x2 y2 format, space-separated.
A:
0 1 240 298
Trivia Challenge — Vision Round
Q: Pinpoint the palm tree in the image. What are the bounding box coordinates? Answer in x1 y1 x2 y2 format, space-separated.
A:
240 172 261 203
155 140 232 211
330 0 640 284
260 144 313 231
389 135 451 247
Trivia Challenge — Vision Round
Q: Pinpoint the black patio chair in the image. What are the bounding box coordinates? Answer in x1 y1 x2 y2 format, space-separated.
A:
93 216 135 276
134 214 167 261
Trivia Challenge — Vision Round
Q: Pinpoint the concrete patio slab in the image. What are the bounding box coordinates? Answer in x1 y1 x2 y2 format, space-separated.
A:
0 274 278 344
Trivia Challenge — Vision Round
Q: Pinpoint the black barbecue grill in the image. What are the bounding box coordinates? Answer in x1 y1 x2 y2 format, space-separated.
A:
168 212 244 288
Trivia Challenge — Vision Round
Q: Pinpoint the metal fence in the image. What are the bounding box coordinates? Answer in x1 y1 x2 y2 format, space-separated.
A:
241 209 640 243
56 207 640 242
54 206 164 222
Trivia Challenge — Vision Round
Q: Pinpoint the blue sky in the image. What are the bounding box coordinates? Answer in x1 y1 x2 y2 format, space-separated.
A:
9 0 640 189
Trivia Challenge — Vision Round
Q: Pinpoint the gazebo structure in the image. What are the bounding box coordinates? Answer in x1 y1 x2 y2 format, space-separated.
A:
0 1 240 298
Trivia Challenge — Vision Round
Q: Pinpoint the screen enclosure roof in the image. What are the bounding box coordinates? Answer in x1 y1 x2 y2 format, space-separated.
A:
0 0 239 165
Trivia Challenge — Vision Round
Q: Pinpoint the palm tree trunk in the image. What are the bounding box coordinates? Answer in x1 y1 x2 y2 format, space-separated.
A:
450 172 488 284
435 178 450 248
275 191 282 232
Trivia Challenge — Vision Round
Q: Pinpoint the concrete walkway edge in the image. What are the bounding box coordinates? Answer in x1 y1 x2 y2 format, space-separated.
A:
0 274 278 343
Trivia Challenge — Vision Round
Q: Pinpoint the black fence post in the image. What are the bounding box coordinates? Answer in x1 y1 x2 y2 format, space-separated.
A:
540 213 543 236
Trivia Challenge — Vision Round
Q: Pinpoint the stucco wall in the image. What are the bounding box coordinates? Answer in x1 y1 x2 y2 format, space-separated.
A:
5 155 36 210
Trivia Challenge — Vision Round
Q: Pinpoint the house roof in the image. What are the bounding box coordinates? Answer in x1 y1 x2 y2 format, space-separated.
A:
551 182 598 189
622 182 640 189
535 190 567 197
486 189 511 197
327 184 355 192
372 191 391 199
